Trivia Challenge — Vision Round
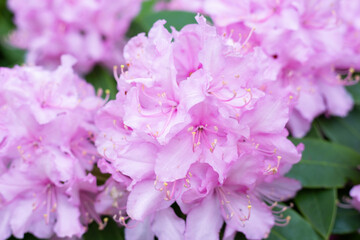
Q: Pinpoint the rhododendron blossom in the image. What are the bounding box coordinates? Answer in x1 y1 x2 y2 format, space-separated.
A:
161 0 355 138
8 0 142 73
96 16 302 239
350 185 360 212
0 56 106 239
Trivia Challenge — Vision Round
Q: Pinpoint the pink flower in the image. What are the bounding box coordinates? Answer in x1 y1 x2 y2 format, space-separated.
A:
8 0 143 73
96 16 301 239
337 0 360 70
0 56 105 239
350 185 360 212
163 0 355 138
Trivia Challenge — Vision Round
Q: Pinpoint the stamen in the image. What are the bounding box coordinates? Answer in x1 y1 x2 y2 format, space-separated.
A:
264 156 282 175
210 139 218 153
210 90 237 102
113 212 138 229
275 216 291 226
217 188 252 224
242 28 255 48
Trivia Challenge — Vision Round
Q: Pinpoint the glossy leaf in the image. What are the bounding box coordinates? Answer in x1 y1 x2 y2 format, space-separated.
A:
295 188 337 239
128 10 213 37
303 121 325 139
141 11 200 32
346 82 360 105
0 40 25 67
0 0 14 36
267 208 321 240
126 0 157 37
318 106 360 153
85 65 117 100
8 233 44 240
83 217 124 240
333 207 360 234
287 138 360 188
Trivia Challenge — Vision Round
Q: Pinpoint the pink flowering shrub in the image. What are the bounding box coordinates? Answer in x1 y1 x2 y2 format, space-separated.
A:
160 0 355 138
0 56 107 239
7 0 143 73
95 16 302 239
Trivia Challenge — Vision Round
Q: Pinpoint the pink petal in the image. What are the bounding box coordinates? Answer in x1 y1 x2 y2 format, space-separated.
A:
152 208 185 240
287 109 312 138
54 194 84 238
155 133 199 182
185 192 223 240
125 218 154 240
224 193 274 240
320 83 354 117
256 176 302 202
240 96 289 134
178 70 207 112
127 180 173 220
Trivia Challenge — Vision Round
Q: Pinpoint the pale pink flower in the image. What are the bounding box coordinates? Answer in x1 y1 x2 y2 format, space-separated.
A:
0 56 104 239
163 0 355 138
350 185 360 212
8 0 143 73
96 16 301 239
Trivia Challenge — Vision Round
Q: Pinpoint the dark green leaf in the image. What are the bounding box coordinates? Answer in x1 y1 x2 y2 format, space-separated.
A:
141 11 200 32
318 106 360 153
0 40 25 67
85 65 117 99
129 10 213 37
287 138 360 188
303 121 325 139
83 217 124 240
267 208 321 240
126 0 157 38
295 188 337 239
0 1 15 37
8 233 45 240
333 207 360 234
135 0 157 20
234 232 247 240
346 82 360 105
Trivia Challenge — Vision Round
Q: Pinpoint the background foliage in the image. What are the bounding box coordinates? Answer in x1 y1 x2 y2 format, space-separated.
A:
1 0 359 239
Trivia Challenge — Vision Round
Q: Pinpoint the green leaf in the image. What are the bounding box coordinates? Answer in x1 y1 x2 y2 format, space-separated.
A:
318 106 360 153
141 11 200 32
0 40 25 67
346 82 360 105
128 10 214 37
303 121 325 139
85 65 117 99
295 188 337 239
83 217 124 240
135 0 157 20
126 0 157 38
0 1 15 37
8 233 45 240
287 138 360 188
333 207 360 234
267 208 321 240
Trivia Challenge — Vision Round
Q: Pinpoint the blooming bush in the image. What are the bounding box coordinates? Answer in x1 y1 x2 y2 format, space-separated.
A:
7 0 143 73
160 0 356 138
0 56 105 239
96 16 302 239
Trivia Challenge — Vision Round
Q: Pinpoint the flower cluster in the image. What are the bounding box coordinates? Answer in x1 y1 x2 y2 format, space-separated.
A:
96 16 302 239
350 185 360 211
7 0 143 73
160 0 356 137
0 56 107 239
